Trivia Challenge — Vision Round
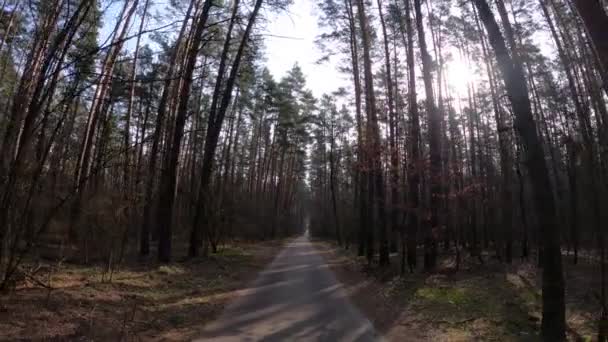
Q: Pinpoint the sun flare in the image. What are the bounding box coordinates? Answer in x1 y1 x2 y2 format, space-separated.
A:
445 56 476 97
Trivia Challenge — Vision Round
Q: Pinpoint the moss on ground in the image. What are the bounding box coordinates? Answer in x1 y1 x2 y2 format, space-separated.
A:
323 241 550 341
408 276 537 340
415 286 471 307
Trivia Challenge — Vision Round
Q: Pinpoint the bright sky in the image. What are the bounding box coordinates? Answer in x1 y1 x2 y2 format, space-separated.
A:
262 0 348 97
100 0 348 98
100 0 563 104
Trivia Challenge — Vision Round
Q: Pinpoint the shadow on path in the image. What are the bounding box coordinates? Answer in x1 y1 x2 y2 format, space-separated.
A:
196 235 380 341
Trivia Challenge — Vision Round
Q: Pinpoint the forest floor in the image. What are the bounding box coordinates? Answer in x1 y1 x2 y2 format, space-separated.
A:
316 241 599 341
0 239 287 341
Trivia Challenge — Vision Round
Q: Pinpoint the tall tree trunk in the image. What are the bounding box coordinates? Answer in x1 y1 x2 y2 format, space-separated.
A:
572 0 608 94
156 0 214 262
414 0 440 271
124 0 151 192
473 0 566 340
71 0 138 240
403 0 420 273
0 0 92 264
329 138 341 245
189 0 264 257
355 0 386 266
474 5 514 263
344 0 366 258
139 0 195 256
376 0 393 266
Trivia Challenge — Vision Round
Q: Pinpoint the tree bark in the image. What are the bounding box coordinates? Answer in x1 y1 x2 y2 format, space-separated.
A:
473 0 565 340
403 0 420 273
355 0 386 266
414 0 440 271
572 0 608 94
156 0 214 262
376 0 393 266
189 0 264 257
139 0 195 256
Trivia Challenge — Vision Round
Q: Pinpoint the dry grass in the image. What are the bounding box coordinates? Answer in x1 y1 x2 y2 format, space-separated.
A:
0 239 286 341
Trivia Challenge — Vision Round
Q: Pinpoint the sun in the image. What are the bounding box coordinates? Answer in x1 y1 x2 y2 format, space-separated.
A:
445 55 476 98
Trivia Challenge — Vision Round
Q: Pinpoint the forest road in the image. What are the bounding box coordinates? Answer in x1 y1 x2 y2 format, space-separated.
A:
196 235 381 341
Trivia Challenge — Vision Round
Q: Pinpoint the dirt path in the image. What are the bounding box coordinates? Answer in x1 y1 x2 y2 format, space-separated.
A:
197 235 380 341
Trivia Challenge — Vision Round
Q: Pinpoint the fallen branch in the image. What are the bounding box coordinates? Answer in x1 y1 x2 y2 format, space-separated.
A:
437 317 477 325
16 267 53 290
